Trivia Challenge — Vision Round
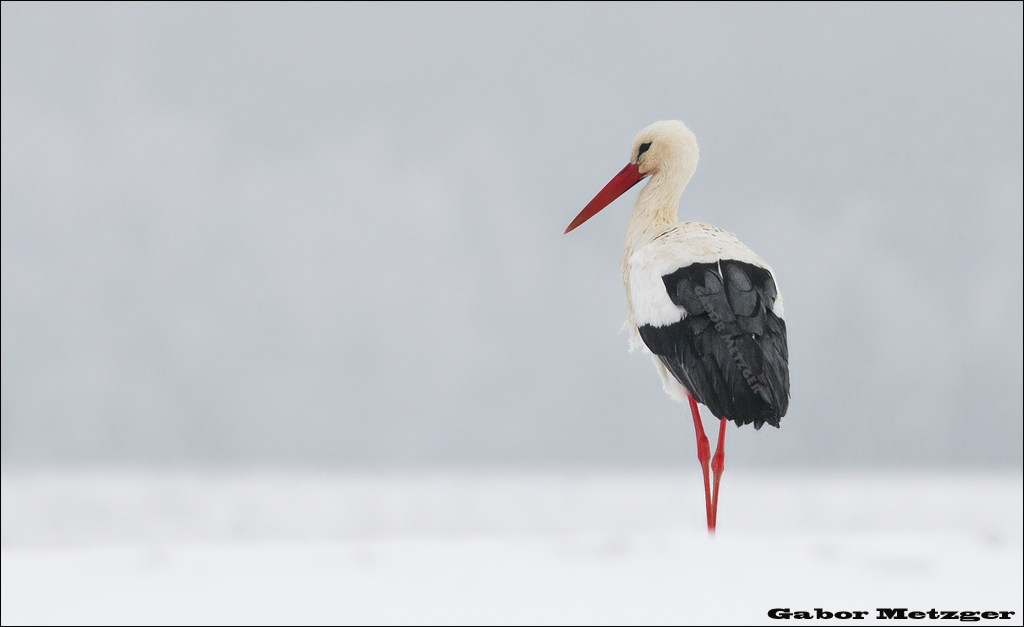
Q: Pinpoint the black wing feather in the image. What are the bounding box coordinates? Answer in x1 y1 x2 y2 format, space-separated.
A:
638 260 790 429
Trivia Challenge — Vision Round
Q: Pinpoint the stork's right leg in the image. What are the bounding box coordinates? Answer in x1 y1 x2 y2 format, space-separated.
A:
686 391 713 532
710 417 727 532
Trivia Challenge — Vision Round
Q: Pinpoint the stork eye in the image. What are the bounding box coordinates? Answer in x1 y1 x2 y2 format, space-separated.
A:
637 142 652 158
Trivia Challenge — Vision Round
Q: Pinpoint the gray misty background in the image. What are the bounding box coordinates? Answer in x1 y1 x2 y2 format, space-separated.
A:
2 3 1021 469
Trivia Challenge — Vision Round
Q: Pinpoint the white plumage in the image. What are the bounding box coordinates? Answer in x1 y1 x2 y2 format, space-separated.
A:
624 221 784 350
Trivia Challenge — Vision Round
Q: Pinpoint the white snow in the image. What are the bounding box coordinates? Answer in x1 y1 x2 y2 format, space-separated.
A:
2 469 1022 625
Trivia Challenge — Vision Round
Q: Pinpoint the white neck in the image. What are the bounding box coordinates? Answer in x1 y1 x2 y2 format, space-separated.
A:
623 163 692 260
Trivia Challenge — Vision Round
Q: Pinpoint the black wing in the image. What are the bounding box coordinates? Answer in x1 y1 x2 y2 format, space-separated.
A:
638 260 789 429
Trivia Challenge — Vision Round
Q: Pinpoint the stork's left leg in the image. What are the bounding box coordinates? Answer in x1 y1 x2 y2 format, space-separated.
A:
710 418 727 531
686 392 713 532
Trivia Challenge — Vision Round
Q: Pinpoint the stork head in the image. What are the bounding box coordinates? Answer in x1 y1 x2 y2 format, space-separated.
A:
631 120 699 178
565 120 699 234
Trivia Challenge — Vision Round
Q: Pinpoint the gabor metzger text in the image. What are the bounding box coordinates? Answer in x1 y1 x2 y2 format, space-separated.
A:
768 608 1016 621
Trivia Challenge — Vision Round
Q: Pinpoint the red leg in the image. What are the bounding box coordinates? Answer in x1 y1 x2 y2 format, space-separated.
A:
687 392 713 532
710 417 727 532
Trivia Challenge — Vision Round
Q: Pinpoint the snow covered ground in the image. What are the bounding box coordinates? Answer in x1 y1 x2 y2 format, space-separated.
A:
2 469 1021 625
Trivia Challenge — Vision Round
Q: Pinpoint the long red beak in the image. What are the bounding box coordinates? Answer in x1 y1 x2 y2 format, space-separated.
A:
564 163 644 234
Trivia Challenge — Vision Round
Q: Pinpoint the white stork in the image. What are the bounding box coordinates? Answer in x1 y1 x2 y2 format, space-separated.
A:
565 120 790 533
